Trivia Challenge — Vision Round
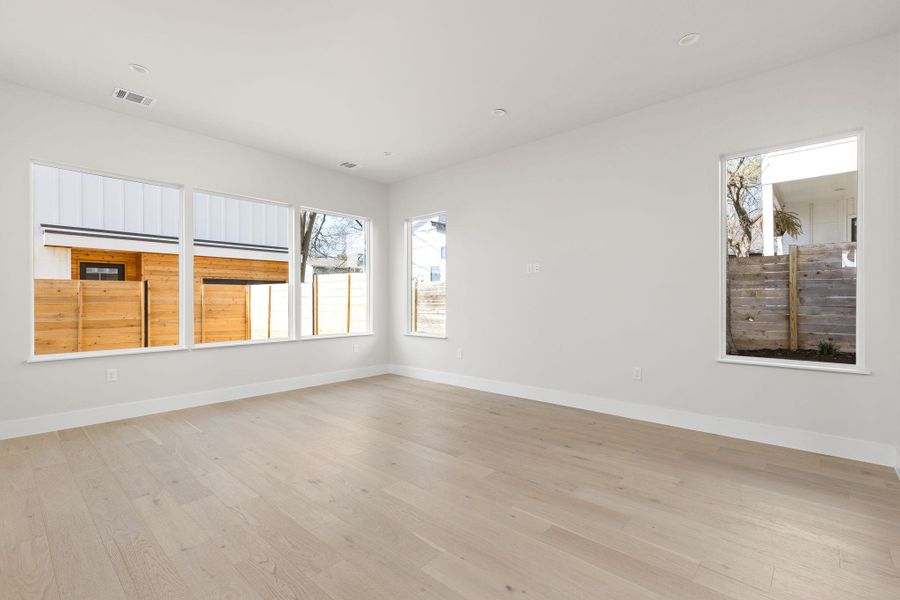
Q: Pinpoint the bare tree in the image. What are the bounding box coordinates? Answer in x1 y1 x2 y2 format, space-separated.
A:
299 211 364 282
724 155 803 353
299 211 318 283
725 155 763 258
726 155 803 257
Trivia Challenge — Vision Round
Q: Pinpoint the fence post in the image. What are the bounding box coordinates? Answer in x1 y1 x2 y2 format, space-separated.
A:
267 285 273 339
346 273 352 333
789 245 799 351
200 283 206 344
141 280 148 348
313 273 319 335
412 280 418 333
244 286 251 340
76 280 83 352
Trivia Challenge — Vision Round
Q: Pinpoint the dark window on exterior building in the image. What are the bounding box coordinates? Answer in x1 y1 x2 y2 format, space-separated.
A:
80 262 125 281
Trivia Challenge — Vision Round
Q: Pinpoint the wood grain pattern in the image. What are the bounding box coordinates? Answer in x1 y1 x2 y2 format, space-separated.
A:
727 242 857 352
1 375 898 599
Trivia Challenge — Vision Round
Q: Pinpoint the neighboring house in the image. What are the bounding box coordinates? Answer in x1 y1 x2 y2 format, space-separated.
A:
761 137 857 256
410 215 446 284
33 165 289 353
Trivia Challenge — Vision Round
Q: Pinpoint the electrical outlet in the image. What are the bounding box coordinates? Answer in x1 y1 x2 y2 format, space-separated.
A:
353 343 360 353
632 367 642 381
533 262 541 273
456 348 463 360
106 368 118 383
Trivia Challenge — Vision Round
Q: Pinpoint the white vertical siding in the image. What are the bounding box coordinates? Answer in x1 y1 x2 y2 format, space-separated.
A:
33 165 288 248
161 187 180 237
58 169 82 226
193 192 289 248
81 173 102 228
33 164 180 238
123 179 144 232
102 176 125 230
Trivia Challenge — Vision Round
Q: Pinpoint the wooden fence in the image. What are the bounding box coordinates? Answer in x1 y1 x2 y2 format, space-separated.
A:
306 272 368 335
34 279 145 354
727 242 856 352
412 281 446 335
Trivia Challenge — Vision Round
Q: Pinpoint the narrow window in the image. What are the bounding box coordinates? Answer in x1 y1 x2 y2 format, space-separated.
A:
408 213 446 336
32 163 182 356
723 136 859 366
193 192 292 345
299 210 370 337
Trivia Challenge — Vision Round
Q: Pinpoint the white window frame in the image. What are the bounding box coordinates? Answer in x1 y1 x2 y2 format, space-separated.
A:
299 206 373 340
190 189 297 349
27 161 188 362
717 131 868 375
405 211 447 339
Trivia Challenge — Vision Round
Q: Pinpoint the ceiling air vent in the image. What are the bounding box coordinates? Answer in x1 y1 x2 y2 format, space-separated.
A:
112 87 156 107
338 161 359 169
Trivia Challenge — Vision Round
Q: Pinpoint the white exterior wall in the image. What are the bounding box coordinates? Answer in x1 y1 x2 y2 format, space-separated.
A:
782 196 856 247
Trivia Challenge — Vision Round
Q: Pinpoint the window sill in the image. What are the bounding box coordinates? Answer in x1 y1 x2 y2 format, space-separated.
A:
404 332 448 339
300 332 374 341
28 345 188 363
192 337 297 350
717 356 870 375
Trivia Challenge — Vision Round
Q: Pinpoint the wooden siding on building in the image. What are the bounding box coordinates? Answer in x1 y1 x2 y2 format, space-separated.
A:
193 255 289 343
70 248 143 281
142 253 180 347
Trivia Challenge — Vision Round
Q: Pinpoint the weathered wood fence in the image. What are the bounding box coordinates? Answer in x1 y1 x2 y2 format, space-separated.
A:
412 281 446 335
727 242 856 352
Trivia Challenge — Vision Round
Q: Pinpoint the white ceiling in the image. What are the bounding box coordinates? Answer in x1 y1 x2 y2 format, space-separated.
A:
775 172 858 207
1 1 899 183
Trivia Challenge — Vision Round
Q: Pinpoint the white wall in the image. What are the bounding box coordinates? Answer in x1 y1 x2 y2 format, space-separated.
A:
0 80 388 425
388 36 900 454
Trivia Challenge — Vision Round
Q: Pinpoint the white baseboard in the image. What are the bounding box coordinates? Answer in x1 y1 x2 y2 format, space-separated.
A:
388 364 897 468
0 364 389 441
895 447 900 480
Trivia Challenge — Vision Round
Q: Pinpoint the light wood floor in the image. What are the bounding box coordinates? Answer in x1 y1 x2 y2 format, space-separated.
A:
1 375 899 599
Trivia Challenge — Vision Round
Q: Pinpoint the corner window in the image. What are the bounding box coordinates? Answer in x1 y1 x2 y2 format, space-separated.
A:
408 213 446 336
722 136 859 366
32 164 182 356
299 210 370 337
193 192 292 344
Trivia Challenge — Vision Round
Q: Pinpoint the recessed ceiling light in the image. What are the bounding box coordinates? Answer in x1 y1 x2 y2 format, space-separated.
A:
128 63 151 75
677 33 701 47
492 108 508 117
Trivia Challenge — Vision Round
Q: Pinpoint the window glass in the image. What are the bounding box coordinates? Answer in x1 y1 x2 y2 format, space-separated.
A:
32 164 181 355
193 192 291 344
408 213 446 335
299 211 370 336
724 137 858 364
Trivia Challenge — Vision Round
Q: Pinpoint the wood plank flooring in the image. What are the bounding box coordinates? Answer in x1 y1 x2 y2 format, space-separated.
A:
1 374 899 599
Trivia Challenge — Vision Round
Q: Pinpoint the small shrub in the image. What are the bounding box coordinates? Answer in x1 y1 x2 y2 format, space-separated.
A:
817 341 838 356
